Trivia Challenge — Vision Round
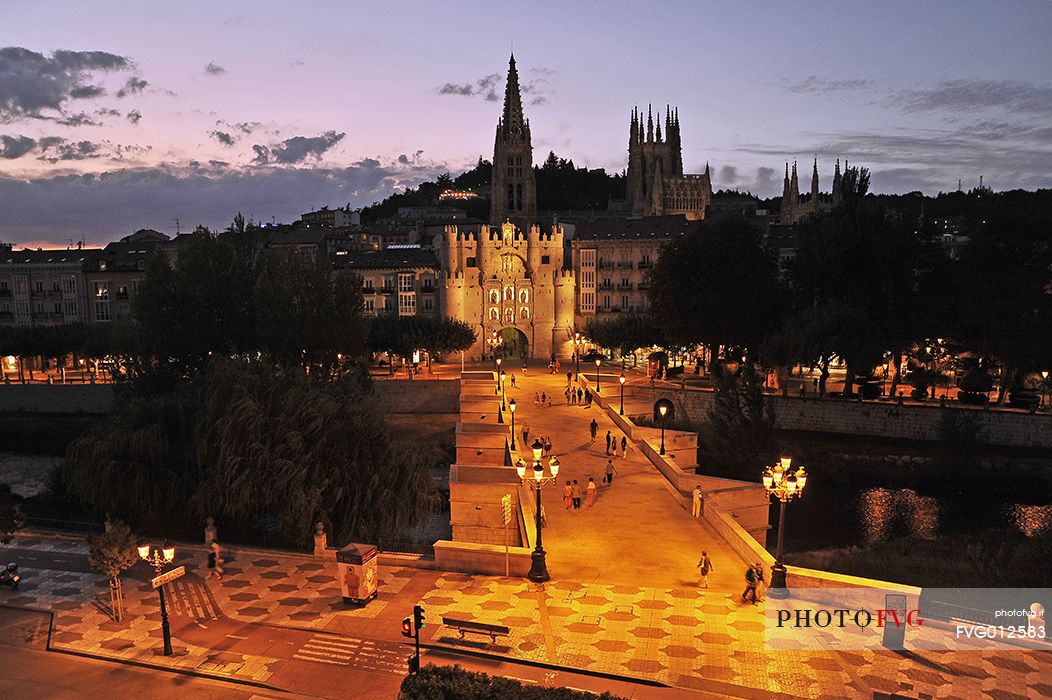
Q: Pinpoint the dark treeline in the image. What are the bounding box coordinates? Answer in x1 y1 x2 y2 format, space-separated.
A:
586 170 1051 465
360 151 626 223
33 220 474 547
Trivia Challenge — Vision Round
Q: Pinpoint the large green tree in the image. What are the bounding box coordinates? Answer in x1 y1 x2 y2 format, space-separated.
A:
648 216 784 359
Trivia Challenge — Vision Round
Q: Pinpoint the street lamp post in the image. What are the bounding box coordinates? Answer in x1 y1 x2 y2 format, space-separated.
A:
573 333 582 381
516 439 560 582
509 399 517 450
595 358 601 393
761 456 808 598
500 370 507 411
658 403 667 455
495 357 502 396
1043 370 1049 408
138 542 176 656
619 373 626 415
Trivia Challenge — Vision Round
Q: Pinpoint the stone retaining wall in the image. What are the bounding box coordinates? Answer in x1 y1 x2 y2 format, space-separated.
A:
625 384 1052 449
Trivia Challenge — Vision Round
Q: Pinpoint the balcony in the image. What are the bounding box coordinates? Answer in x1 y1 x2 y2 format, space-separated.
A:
362 286 376 295
115 292 129 301
617 261 634 269
637 261 652 269
597 261 616 269
598 282 614 291
637 282 650 290
617 283 633 291
378 287 396 294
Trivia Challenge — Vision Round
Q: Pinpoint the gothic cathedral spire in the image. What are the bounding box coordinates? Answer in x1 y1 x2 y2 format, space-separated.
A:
491 54 536 227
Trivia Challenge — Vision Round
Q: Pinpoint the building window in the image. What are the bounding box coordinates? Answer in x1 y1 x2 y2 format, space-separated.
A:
422 277 434 292
541 255 550 265
363 277 374 292
14 276 27 294
423 297 434 312
603 295 610 310
466 256 477 268
622 295 629 309
34 280 44 293
581 291 595 313
94 281 111 321
398 273 414 292
116 285 129 301
364 299 375 314
398 293 416 316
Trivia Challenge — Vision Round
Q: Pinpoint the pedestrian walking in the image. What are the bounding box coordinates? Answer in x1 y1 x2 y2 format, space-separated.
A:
605 430 612 455
697 551 713 588
604 459 617 485
571 479 582 509
522 363 528 376
511 373 517 388
620 435 628 458
577 387 583 404
544 436 552 456
585 477 597 507
565 387 571 404
589 418 598 442
206 541 224 581
534 391 540 407
540 391 548 407
563 480 573 509
571 388 578 405
585 389 592 406
754 562 767 601
742 566 758 604
567 371 572 385
691 485 702 518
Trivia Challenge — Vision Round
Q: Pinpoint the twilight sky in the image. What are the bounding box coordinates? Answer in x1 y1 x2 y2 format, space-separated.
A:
2 1 1051 246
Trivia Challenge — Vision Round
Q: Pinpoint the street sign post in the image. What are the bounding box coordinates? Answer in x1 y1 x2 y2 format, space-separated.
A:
151 565 186 589
502 494 512 578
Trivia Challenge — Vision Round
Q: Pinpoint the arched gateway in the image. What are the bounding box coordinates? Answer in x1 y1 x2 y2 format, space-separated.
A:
500 327 529 359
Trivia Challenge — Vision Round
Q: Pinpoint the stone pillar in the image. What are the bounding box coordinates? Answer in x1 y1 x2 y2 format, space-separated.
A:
204 516 217 546
313 522 328 556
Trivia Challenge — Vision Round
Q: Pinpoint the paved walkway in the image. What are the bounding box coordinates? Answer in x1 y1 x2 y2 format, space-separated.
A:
504 364 747 590
3 533 1050 699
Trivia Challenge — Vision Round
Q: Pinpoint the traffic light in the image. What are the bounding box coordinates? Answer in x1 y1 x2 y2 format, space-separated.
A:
413 604 426 630
408 653 420 673
401 616 413 638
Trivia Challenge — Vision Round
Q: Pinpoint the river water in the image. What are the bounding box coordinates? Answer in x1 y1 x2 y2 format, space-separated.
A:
779 480 1052 553
0 452 60 498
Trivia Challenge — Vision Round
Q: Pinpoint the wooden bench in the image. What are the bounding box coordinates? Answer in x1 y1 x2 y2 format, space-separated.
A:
441 615 511 643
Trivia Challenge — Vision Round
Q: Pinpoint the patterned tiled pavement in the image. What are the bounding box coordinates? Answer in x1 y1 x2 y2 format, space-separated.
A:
4 532 1051 698
420 573 1052 699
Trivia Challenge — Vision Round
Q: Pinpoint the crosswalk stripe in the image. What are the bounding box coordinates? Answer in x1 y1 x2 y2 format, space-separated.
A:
300 645 354 660
305 637 361 651
293 653 347 666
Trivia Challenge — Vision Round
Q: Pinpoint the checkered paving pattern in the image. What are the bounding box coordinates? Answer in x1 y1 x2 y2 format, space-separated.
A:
421 573 1052 699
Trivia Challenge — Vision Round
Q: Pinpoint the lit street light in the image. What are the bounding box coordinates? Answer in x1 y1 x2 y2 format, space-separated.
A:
500 369 507 411
573 333 583 381
516 439 560 582
761 456 808 597
658 403 667 455
619 373 626 415
595 358 601 393
495 357 502 396
138 542 176 656
509 399 517 450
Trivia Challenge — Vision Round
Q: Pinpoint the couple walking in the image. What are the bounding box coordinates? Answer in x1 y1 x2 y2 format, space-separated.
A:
741 561 767 603
562 478 598 509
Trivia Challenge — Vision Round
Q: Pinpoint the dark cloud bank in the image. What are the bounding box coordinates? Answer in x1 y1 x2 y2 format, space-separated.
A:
0 159 448 244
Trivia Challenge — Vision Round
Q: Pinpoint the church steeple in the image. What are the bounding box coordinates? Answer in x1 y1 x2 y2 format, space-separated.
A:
646 104 654 143
789 160 800 207
491 54 536 227
832 158 842 206
501 54 525 135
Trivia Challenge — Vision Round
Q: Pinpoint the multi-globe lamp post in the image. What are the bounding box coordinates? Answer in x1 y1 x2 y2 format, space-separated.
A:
138 541 176 656
619 372 626 415
516 438 559 583
761 456 808 597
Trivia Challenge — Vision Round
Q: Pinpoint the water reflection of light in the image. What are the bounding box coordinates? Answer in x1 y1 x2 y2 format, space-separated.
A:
859 488 893 543
857 488 941 542
1006 504 1052 537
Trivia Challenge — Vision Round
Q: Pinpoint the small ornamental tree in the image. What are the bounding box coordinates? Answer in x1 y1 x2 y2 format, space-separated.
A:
86 519 140 621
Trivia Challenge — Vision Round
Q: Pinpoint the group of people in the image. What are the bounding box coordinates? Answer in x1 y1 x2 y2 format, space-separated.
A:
564 385 593 406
